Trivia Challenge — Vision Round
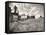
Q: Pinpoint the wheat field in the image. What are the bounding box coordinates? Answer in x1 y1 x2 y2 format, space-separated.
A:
9 17 44 32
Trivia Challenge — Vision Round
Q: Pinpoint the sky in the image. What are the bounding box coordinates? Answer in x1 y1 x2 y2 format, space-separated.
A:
9 3 44 17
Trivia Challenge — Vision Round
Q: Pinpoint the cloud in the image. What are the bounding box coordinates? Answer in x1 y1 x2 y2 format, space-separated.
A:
9 3 44 17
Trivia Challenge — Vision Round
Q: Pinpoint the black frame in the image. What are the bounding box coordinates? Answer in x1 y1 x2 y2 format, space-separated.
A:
5 1 45 34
